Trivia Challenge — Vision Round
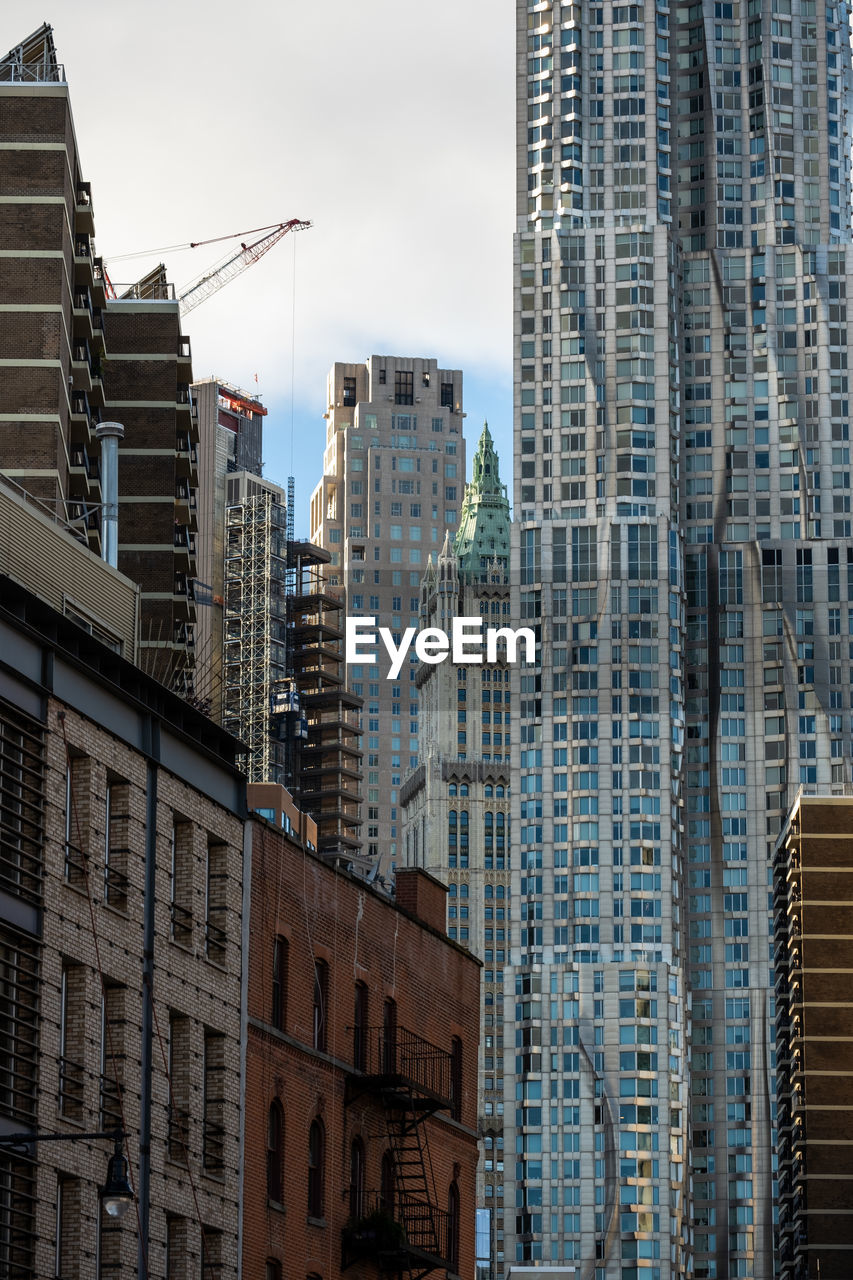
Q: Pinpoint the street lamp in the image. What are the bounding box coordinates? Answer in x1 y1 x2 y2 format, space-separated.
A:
0 1127 134 1220
100 1132 134 1219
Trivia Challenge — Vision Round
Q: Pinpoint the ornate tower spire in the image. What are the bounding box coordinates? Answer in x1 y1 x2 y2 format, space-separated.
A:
453 421 510 577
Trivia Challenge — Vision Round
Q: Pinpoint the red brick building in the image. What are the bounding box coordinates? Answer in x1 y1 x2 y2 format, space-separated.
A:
244 816 480 1280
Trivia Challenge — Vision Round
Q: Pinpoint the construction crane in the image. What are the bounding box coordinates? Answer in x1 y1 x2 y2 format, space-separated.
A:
103 219 311 314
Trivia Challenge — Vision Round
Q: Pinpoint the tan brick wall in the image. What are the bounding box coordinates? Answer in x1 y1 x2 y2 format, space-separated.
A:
33 697 244 1280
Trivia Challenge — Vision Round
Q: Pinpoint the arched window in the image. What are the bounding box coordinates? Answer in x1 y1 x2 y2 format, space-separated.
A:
313 959 328 1052
485 884 493 899
447 1181 460 1272
308 1118 325 1219
383 997 397 1074
496 784 504 798
380 1149 395 1213
459 783 469 796
266 1261 282 1280
353 982 368 1072
459 812 469 868
450 1036 463 1122
267 1101 284 1204
272 935 287 1031
448 783 457 796
448 810 458 867
460 884 468 899
485 785 493 798
350 1137 365 1218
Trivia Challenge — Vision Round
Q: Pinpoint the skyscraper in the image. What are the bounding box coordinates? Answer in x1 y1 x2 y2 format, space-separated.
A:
510 0 853 1276
402 423 513 1279
311 356 465 871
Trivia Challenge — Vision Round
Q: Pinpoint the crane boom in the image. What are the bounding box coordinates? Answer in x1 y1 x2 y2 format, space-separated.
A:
177 218 310 316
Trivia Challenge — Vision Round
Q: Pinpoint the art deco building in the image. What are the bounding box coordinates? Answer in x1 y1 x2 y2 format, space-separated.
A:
510 0 853 1276
402 424 512 1279
774 793 853 1280
310 356 466 871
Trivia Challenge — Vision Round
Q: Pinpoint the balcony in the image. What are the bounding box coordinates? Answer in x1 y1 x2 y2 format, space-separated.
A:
345 1025 454 1113
75 182 94 235
342 1191 452 1276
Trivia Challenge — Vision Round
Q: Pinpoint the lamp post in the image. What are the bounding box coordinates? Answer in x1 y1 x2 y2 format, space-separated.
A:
0 1128 134 1220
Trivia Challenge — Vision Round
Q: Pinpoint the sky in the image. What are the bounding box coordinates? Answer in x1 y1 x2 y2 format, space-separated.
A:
6 0 516 537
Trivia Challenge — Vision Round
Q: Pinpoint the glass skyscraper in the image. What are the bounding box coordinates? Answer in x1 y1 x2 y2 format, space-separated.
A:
509 0 853 1276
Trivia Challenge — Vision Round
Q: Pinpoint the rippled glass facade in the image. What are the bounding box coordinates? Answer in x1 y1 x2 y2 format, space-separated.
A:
509 0 853 1275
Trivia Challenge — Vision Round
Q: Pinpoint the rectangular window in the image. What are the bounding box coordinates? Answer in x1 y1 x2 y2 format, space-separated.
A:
59 960 85 1119
0 699 45 907
55 1176 80 1279
272 935 288 1031
342 376 356 407
395 371 414 405
170 819 193 946
441 381 454 408
64 754 89 888
203 1030 226 1175
99 981 125 1130
313 958 329 1051
104 781 129 911
168 1012 191 1164
165 1216 188 1280
205 839 227 965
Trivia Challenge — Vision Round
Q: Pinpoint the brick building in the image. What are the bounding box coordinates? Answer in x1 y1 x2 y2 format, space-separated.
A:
244 817 480 1280
774 793 853 1280
0 511 246 1277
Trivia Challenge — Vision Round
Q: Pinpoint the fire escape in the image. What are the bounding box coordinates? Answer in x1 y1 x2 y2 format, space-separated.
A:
343 1024 457 1278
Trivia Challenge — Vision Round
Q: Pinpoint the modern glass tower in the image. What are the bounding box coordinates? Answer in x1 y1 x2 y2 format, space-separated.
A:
509 0 853 1277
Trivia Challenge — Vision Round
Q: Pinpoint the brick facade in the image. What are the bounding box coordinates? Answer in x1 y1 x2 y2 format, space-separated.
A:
244 818 480 1280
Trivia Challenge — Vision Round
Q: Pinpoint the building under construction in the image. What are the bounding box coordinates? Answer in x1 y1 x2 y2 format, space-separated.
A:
222 483 363 857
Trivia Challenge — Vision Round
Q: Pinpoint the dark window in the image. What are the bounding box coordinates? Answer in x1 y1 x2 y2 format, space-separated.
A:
342 376 357 407
448 1181 460 1273
272 936 288 1031
267 1101 284 1203
313 959 329 1052
380 1149 395 1213
353 982 368 1071
378 368 386 384
203 1030 225 1174
308 1119 325 1218
441 381 454 408
266 1263 282 1280
382 997 397 1074
450 1036 463 1122
395 371 414 405
349 1138 365 1218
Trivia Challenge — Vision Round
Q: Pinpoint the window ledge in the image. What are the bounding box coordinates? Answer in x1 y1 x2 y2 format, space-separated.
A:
307 1216 327 1229
267 1198 286 1215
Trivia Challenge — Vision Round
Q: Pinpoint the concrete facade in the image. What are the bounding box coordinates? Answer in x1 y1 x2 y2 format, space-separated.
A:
310 356 466 874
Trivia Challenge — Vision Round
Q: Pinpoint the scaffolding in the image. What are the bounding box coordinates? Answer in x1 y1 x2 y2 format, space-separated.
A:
222 479 289 783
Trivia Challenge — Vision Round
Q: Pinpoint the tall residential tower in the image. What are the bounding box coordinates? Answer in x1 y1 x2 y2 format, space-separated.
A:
510 0 853 1276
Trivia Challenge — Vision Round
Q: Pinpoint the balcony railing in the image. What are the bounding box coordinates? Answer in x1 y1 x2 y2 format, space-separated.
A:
341 1190 451 1273
350 1026 453 1109
0 61 66 83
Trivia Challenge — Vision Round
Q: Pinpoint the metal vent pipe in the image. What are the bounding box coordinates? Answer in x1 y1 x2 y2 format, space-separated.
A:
95 421 124 568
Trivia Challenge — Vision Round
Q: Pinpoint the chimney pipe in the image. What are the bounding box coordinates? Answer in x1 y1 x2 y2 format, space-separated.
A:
95 421 124 568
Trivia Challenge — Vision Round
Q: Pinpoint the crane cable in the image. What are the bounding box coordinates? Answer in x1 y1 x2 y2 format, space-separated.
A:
107 222 298 263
